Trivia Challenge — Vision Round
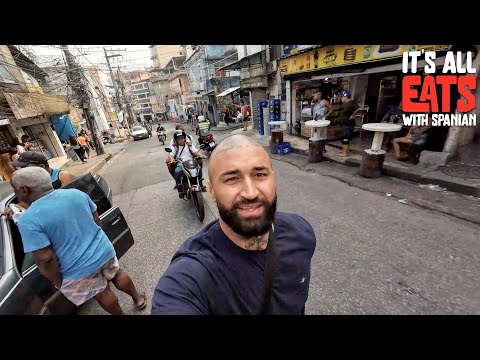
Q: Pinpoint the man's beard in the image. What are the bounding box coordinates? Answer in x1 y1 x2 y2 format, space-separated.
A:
217 194 277 239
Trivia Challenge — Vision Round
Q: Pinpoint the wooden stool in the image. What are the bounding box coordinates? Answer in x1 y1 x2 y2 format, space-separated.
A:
359 149 386 178
309 139 325 163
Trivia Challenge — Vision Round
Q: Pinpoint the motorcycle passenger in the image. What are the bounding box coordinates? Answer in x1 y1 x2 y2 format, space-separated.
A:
167 130 206 198
168 125 195 151
196 116 211 145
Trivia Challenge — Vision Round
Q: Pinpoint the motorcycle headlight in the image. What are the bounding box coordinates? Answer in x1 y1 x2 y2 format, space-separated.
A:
189 168 198 177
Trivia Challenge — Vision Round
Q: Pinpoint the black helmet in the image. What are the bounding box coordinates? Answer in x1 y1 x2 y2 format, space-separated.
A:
173 130 186 142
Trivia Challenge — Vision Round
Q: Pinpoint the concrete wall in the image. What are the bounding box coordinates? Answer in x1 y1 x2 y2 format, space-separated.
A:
268 62 282 99
84 70 109 131
237 45 263 60
443 47 480 163
152 45 184 69
0 45 26 86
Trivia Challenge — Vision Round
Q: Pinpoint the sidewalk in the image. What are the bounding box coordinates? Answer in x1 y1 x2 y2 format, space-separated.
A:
61 141 127 177
232 127 480 198
211 121 244 132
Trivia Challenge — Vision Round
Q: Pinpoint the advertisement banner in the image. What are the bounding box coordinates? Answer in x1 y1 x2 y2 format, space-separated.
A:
280 45 452 76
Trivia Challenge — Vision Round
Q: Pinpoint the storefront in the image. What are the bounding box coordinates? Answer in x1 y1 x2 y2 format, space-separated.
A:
280 45 455 157
3 92 69 165
0 118 17 154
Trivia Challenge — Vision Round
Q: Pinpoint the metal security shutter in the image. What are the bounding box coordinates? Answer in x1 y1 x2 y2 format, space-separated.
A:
249 88 267 130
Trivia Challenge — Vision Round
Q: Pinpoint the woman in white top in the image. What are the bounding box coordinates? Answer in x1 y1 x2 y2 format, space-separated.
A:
11 138 26 165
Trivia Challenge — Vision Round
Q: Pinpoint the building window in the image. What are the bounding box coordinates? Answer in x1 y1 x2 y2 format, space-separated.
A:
0 54 16 83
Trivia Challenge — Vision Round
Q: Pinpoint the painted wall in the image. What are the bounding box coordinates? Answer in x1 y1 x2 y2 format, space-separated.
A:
188 55 207 92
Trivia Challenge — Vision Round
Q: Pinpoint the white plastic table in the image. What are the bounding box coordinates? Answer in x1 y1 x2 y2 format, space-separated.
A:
268 121 287 130
305 120 330 140
362 123 402 152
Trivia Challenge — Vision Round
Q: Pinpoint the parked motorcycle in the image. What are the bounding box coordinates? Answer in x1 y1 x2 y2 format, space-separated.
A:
102 130 115 145
198 131 216 153
165 148 205 222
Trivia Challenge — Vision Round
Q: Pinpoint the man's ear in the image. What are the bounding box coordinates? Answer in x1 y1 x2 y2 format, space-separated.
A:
18 186 30 197
207 180 215 202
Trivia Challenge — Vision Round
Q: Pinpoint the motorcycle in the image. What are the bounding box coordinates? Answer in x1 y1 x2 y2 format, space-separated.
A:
165 148 205 222
157 131 167 145
102 131 115 145
198 131 216 153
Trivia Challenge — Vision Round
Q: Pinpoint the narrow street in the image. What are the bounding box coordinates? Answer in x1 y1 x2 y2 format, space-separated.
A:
77 123 480 315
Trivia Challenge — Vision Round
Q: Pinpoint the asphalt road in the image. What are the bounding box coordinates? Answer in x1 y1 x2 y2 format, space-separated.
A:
77 122 480 315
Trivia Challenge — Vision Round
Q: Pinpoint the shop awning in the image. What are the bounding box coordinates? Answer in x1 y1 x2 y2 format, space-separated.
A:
216 86 241 97
3 92 70 120
219 48 270 71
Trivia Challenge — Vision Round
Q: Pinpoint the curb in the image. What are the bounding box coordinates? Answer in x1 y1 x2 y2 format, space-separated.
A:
86 160 107 175
84 150 123 176
289 145 480 198
202 190 219 219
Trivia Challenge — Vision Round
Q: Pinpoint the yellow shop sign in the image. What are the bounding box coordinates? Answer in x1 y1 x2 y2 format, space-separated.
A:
279 45 452 76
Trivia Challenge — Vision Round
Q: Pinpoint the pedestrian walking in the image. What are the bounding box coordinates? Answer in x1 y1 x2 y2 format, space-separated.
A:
69 135 87 163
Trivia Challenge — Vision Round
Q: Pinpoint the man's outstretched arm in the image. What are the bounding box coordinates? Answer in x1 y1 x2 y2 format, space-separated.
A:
151 256 213 315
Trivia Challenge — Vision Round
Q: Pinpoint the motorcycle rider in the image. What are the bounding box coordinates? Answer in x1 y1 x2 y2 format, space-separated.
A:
166 125 196 178
156 124 166 140
196 115 211 146
167 130 206 198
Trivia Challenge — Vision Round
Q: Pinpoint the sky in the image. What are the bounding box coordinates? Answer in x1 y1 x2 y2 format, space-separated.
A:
29 45 154 72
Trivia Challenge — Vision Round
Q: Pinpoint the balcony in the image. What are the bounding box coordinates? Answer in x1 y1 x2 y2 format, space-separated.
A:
240 64 267 80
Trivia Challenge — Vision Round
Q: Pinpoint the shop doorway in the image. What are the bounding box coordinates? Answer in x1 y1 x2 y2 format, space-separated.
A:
23 123 60 159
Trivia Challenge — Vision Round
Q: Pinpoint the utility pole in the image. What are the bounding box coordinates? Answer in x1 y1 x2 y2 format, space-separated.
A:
103 47 131 132
117 66 136 128
60 45 106 155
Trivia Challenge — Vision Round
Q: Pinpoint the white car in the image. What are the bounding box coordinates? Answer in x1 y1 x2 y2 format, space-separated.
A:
132 126 149 141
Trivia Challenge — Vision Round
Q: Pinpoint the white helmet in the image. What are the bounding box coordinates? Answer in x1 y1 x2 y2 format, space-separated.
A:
198 115 206 122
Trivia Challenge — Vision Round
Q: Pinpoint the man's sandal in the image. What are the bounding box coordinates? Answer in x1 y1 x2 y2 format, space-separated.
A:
136 293 147 311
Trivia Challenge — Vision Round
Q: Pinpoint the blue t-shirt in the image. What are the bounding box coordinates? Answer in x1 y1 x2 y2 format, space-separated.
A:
151 212 316 315
17 189 115 280
50 168 61 183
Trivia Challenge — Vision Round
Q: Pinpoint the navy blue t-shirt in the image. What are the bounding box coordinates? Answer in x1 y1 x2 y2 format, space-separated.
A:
151 212 316 315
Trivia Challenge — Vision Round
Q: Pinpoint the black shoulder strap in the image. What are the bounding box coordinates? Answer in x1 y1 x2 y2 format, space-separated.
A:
260 227 276 315
174 144 185 161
